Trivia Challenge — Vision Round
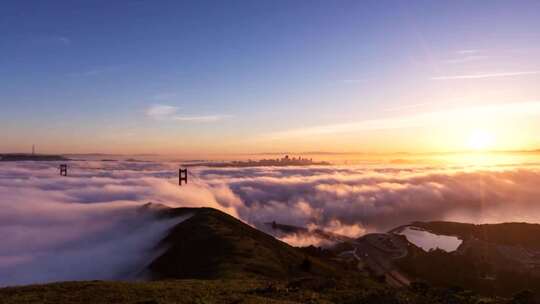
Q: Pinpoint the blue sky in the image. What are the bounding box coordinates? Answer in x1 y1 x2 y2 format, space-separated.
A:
2 1 540 155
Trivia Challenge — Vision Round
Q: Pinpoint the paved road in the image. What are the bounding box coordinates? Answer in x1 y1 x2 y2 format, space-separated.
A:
351 235 411 288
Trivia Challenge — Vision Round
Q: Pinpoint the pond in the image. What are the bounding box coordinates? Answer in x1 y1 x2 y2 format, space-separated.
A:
398 226 462 252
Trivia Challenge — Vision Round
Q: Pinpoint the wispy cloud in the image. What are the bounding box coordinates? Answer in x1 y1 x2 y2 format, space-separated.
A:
441 49 487 64
55 36 71 46
146 104 178 119
31 35 71 47
456 49 481 55
172 115 230 122
265 101 540 139
442 55 488 64
153 92 179 101
342 79 366 84
432 71 540 80
383 102 435 112
145 104 230 123
265 113 432 139
68 66 121 77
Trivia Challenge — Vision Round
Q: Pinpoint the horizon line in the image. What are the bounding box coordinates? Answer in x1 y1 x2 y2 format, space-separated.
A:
4 149 540 158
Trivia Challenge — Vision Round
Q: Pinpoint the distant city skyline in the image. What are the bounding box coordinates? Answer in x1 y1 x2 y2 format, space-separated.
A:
2 1 540 155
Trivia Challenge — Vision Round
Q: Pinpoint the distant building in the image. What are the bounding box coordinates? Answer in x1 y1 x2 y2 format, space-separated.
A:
191 155 330 168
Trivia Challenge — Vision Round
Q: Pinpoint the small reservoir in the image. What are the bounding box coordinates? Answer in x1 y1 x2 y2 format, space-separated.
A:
398 226 462 252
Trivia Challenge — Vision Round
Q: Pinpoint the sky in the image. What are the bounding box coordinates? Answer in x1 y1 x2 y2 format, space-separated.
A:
2 0 540 156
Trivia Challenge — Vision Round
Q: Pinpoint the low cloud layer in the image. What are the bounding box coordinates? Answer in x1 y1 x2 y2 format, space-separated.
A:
2 159 540 285
195 164 540 233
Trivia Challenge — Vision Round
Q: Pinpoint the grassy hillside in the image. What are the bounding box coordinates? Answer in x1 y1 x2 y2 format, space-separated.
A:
0 280 291 304
149 207 341 280
0 278 507 304
398 221 540 298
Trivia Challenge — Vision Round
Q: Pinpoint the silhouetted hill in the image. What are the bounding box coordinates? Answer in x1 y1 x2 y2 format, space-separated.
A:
148 207 340 280
395 221 540 297
0 154 68 161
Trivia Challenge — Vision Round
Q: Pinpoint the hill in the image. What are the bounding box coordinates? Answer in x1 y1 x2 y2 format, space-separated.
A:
394 221 540 297
148 207 342 280
0 154 68 161
413 221 540 249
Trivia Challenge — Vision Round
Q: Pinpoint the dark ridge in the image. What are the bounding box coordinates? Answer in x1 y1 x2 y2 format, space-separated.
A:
0 154 68 161
148 207 340 280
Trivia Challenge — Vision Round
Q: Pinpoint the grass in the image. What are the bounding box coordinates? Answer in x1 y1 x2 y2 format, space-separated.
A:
0 280 292 304
0 278 382 304
0 278 509 304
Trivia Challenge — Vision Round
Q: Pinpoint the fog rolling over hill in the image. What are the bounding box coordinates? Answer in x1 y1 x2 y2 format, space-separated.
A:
3 157 540 302
4 160 540 303
148 207 340 280
5 204 540 303
0 203 185 286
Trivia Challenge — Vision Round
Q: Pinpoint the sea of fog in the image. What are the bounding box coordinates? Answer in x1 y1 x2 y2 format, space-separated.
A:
2 157 540 285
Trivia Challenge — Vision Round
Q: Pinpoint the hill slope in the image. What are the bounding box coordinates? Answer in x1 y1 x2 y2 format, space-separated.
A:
148 207 339 280
0 277 506 304
395 221 540 297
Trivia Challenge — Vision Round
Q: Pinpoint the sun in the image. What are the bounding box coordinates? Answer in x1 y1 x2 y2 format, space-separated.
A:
467 129 495 151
